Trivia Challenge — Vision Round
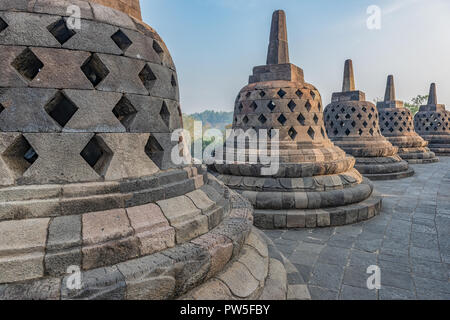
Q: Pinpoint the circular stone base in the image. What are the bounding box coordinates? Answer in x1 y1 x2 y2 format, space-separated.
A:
253 193 382 229
363 168 415 181
406 157 440 164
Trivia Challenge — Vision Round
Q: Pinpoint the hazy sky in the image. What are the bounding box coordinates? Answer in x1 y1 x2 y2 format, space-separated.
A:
141 0 450 114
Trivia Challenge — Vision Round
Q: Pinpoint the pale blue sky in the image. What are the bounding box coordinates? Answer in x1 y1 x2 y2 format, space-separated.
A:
141 0 450 114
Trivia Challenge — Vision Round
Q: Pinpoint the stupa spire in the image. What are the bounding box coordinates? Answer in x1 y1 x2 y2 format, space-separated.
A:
266 10 290 65
428 83 437 105
384 75 396 102
342 59 356 92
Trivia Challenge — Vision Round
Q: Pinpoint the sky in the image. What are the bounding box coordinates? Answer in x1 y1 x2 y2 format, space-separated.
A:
141 0 450 114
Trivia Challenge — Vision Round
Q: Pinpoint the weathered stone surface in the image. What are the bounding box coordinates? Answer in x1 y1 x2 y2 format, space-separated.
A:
181 279 235 300
45 215 82 276
0 278 61 300
157 196 208 244
126 203 175 255
217 262 259 299
117 253 176 300
259 258 287 300
0 46 27 87
0 218 49 283
61 266 126 300
90 2 136 30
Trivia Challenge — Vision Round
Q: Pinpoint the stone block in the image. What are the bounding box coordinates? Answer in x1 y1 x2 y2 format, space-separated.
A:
0 218 49 283
192 232 233 279
98 133 160 180
126 203 175 255
0 0 32 11
117 253 176 300
186 189 215 211
95 53 147 95
0 46 27 87
62 90 124 133
238 246 268 282
121 28 161 63
287 211 306 228
33 0 94 18
157 195 208 244
60 193 128 216
0 198 61 221
45 215 82 276
90 2 136 30
259 258 287 300
61 266 126 300
0 278 61 300
161 243 211 296
217 261 259 299
181 279 234 300
316 210 331 227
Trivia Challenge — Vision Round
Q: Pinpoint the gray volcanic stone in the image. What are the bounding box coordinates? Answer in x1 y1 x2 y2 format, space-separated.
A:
161 243 211 296
0 278 61 300
61 266 126 300
45 215 82 276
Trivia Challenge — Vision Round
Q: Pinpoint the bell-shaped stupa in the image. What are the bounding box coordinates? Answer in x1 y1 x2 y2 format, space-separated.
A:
414 84 450 156
377 76 439 164
0 0 290 301
324 60 414 180
210 11 382 229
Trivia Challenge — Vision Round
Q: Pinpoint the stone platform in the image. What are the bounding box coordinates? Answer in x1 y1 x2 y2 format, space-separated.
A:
263 157 450 300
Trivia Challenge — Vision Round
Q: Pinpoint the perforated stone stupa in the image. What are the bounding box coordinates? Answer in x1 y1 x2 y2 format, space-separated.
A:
414 83 450 156
377 76 438 164
324 60 414 180
0 0 292 300
210 11 382 229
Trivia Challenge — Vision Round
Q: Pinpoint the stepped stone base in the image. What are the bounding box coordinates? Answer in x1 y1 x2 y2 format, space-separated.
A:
253 193 382 229
363 168 415 181
180 228 310 300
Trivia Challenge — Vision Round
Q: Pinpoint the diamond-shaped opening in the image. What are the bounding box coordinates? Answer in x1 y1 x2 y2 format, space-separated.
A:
238 103 244 112
160 101 171 128
296 90 303 98
246 92 252 98
171 74 177 87
330 121 334 128
310 90 316 100
113 96 137 131
399 127 404 132
335 114 339 120
278 89 287 98
44 91 78 128
345 114 351 119
47 18 76 45
363 121 368 128
0 103 4 115
362 106 367 113
0 16 8 33
258 114 267 124
80 135 113 176
288 127 297 140
333 128 339 136
345 128 351 136
297 113 306 125
369 128 374 135
340 121 345 127
250 102 258 111
394 121 399 127
152 40 164 56
368 113 373 120
242 115 249 124
358 128 363 135
307 127 315 139
2 135 38 176
357 113 362 120
81 54 109 87
277 114 287 125
288 100 296 112
12 48 44 81
305 101 312 112
317 102 322 112
138 64 157 91
313 114 319 124
351 121 356 127
111 29 132 52
384 121 389 127
351 107 356 113
389 127 394 133
267 101 276 112
145 135 164 168
259 91 266 97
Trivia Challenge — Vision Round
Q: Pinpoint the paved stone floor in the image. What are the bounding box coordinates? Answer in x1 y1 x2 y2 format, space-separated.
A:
263 157 450 300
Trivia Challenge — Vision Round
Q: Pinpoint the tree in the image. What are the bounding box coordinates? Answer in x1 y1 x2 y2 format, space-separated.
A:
404 95 428 116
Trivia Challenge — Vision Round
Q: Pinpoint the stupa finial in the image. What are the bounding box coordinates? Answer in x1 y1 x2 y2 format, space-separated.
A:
428 83 437 105
342 59 356 92
266 10 289 65
384 75 396 102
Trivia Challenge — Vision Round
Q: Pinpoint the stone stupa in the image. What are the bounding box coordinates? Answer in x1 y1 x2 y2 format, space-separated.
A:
324 60 414 180
210 11 382 229
0 0 292 300
414 83 450 156
377 76 439 164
